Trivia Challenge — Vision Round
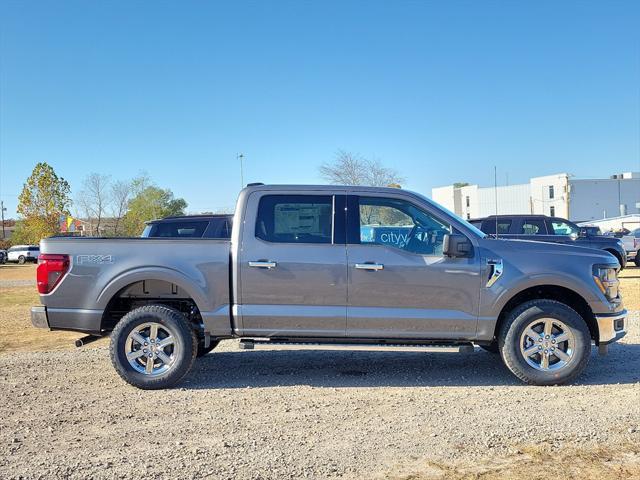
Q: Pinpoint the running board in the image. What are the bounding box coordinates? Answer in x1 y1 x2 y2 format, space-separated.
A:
239 338 475 353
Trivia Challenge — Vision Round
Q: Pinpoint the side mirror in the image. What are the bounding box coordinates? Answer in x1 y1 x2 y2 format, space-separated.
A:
443 234 472 258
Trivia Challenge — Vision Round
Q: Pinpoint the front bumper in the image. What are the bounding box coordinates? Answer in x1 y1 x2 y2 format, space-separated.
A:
596 310 627 344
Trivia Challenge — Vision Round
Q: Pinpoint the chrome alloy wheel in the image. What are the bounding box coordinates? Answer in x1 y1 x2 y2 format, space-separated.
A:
125 322 178 376
519 318 575 372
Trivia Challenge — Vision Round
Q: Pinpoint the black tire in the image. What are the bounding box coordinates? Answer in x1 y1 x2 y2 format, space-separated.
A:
498 299 591 386
196 339 220 357
110 305 197 389
18 255 25 265
634 255 640 268
479 342 499 354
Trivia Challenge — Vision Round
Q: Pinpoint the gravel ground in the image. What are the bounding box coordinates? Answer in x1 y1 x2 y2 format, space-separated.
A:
1 312 639 479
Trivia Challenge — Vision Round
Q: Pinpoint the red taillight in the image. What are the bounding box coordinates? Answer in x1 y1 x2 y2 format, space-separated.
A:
37 254 70 294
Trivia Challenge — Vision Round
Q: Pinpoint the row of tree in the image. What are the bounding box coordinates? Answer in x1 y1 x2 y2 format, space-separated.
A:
13 163 187 245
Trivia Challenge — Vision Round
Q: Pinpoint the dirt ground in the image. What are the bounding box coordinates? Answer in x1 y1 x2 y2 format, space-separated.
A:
1 263 639 479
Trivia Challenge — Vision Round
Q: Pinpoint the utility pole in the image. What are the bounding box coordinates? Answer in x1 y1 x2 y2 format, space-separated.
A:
1 201 6 239
238 153 244 189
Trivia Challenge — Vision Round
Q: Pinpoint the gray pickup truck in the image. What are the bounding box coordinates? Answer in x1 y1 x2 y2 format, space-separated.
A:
32 184 627 389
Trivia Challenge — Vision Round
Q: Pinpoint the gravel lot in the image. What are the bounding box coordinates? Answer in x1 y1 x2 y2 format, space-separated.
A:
1 311 639 479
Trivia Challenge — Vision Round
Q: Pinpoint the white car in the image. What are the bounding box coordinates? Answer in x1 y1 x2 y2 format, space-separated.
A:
7 245 40 264
621 228 640 267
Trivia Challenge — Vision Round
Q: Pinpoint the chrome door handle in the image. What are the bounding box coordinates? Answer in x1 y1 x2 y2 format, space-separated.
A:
248 261 277 269
355 263 384 271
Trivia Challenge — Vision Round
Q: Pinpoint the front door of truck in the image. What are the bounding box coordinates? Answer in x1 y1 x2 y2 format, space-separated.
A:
238 191 347 337
345 194 481 339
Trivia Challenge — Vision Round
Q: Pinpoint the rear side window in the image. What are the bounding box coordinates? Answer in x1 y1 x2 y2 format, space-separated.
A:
256 195 333 244
28 247 39 252
482 219 512 235
148 221 208 238
519 219 547 235
204 217 233 239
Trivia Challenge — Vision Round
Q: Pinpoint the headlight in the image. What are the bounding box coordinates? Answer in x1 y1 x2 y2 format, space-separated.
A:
593 265 619 301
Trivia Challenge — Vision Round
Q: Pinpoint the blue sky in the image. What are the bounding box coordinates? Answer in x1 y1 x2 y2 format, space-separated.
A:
1 0 639 217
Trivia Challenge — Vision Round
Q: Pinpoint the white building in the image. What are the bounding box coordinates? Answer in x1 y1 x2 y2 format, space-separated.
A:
432 172 640 222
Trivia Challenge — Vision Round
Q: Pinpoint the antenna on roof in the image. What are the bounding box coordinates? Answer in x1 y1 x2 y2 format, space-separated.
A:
494 166 499 239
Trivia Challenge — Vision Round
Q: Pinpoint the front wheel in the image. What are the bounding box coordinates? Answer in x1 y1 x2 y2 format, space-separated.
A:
635 255 640 268
499 299 591 386
110 305 197 389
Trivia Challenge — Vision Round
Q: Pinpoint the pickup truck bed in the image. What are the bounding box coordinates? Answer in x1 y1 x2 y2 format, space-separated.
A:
36 237 231 336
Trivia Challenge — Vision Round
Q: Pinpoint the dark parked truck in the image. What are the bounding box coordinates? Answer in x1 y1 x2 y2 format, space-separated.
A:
470 215 627 269
32 185 627 389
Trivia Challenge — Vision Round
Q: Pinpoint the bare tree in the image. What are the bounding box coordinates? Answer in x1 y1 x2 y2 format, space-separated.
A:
77 173 111 236
111 180 132 236
319 150 405 187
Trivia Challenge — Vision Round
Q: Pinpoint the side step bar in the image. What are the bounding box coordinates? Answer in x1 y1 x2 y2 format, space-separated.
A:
239 338 475 353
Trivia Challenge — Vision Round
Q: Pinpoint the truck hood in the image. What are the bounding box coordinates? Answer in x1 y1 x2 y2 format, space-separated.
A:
479 237 619 266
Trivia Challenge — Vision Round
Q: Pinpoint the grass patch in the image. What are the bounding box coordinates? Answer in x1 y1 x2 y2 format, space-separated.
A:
0 285 107 355
390 441 640 479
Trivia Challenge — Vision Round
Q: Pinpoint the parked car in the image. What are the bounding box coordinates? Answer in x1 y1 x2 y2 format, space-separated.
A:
7 245 40 264
0 249 7 264
621 228 640 267
141 214 233 239
32 184 626 389
470 215 627 269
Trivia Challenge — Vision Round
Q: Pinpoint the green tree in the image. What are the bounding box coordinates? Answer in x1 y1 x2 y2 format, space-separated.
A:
122 186 187 236
16 162 71 244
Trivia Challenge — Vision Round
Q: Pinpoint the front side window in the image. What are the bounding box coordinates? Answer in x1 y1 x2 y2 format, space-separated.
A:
256 195 333 244
357 196 451 255
519 219 547 235
551 220 578 236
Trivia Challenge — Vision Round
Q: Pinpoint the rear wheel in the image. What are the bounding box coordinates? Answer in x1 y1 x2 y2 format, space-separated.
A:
499 299 591 386
18 255 25 265
635 255 640 268
110 305 197 389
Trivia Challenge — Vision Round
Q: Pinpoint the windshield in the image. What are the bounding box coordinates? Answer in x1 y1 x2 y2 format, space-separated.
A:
412 191 487 238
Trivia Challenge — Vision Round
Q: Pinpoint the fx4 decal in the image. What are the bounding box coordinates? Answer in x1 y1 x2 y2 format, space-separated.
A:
77 254 114 265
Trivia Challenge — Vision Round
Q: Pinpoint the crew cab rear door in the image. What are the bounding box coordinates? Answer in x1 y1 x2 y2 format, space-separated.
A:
237 191 347 337
345 193 481 339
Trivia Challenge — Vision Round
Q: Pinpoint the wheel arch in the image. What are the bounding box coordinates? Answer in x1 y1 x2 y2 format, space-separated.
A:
97 267 212 333
603 248 623 267
493 284 598 343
